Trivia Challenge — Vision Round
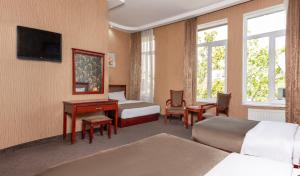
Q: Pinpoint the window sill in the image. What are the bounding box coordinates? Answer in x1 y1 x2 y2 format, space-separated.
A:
243 101 286 108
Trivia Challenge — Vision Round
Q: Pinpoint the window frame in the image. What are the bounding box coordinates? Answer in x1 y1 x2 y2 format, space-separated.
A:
242 5 286 107
196 19 228 103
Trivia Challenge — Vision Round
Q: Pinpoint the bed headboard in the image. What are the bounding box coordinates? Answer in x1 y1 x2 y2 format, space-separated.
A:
109 85 127 98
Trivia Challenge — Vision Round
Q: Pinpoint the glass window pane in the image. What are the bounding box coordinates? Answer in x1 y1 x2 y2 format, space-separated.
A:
197 46 208 99
247 11 286 36
275 36 286 100
198 25 228 44
246 37 269 102
211 46 226 98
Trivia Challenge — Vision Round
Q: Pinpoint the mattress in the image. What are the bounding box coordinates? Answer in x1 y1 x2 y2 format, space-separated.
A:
192 117 258 153
36 133 228 176
118 100 160 119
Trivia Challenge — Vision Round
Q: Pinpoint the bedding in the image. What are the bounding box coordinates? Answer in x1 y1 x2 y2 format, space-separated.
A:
192 117 300 165
36 133 228 176
293 127 300 166
205 153 293 176
192 117 258 152
108 91 126 102
118 100 160 119
241 121 298 164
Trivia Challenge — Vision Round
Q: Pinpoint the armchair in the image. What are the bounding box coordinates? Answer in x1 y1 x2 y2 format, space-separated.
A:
165 90 187 126
201 93 231 118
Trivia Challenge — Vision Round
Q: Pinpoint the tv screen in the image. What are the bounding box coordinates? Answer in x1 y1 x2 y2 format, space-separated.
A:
17 26 62 62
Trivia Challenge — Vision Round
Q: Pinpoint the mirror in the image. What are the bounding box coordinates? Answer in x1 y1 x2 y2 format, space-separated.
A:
72 48 105 95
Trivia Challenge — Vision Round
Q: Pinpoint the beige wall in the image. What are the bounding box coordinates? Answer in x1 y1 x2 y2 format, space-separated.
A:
0 0 109 149
154 0 284 117
108 28 131 92
154 22 185 111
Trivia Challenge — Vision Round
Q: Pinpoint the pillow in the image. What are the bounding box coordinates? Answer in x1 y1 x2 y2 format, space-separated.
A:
108 91 126 102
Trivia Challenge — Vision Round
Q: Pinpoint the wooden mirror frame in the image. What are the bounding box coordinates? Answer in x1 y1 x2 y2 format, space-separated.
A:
72 48 105 95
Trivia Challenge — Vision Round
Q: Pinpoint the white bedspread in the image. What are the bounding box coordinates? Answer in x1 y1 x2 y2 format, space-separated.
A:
293 128 300 166
241 121 298 164
119 100 160 119
205 153 293 176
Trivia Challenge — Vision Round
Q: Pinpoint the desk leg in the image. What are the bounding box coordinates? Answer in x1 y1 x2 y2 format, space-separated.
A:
63 112 67 139
114 108 118 134
71 111 77 144
184 110 188 129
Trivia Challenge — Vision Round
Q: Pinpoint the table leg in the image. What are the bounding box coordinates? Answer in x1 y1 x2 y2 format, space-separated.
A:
114 107 118 134
63 112 67 140
191 113 194 126
197 110 203 121
184 110 188 129
71 111 76 144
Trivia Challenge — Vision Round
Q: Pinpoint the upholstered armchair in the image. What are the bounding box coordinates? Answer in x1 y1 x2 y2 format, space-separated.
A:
201 93 231 118
165 90 186 125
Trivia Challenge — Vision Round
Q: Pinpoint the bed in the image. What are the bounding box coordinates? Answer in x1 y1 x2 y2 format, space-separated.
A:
109 85 160 127
36 133 293 176
192 117 259 153
192 117 300 166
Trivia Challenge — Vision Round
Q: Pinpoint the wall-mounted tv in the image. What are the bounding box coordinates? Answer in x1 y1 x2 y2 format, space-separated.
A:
17 26 62 62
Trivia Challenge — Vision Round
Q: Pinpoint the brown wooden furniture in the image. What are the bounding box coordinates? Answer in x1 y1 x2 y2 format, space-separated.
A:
82 116 112 143
72 48 105 95
63 99 118 144
185 106 205 128
201 93 231 118
109 85 160 127
165 90 187 128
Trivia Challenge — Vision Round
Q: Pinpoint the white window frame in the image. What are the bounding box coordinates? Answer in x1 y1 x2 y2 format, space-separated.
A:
242 5 286 107
197 19 228 103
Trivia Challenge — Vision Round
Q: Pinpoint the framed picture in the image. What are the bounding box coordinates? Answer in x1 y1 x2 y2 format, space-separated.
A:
72 48 105 95
108 52 116 68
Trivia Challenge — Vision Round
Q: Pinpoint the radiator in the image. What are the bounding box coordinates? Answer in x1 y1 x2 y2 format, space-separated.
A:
248 109 285 122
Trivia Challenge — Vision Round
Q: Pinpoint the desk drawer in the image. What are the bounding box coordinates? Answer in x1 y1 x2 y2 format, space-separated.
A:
77 104 116 113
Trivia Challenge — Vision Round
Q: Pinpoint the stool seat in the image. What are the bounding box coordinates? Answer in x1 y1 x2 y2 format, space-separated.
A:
83 116 111 123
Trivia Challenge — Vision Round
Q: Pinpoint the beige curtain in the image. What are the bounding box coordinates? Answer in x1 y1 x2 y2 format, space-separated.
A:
129 32 142 100
286 0 300 124
183 18 197 106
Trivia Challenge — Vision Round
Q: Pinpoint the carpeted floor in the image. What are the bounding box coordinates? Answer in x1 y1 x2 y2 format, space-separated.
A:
0 118 192 176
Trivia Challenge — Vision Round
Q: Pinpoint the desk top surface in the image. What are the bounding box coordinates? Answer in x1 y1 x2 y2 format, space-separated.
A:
63 99 118 105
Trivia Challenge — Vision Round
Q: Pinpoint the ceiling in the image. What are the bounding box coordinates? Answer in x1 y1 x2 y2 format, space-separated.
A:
108 0 250 32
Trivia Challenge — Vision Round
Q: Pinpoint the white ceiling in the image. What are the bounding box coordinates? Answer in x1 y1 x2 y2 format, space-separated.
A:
108 0 250 33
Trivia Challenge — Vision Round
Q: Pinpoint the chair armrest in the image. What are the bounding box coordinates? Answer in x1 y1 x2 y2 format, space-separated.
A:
165 99 171 108
182 100 186 108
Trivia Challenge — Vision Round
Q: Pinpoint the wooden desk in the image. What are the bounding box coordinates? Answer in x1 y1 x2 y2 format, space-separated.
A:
185 106 204 128
63 99 118 144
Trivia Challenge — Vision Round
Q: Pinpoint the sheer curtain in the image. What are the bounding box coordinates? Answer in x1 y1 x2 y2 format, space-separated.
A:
140 29 155 102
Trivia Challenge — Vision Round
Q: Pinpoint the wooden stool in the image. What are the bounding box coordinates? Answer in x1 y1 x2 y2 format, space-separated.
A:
81 116 112 143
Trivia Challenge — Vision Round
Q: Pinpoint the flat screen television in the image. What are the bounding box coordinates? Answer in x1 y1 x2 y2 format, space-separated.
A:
17 26 62 62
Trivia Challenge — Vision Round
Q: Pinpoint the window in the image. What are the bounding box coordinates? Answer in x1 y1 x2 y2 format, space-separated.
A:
243 6 286 106
140 29 155 102
197 20 228 102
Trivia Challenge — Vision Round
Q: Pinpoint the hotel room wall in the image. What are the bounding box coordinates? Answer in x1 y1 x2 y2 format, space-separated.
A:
108 28 131 94
154 0 284 117
0 0 109 149
154 22 186 113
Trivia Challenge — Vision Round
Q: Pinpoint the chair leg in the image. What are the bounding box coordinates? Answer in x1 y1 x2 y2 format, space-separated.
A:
89 125 94 144
108 123 111 139
164 114 168 124
100 125 103 136
82 121 86 139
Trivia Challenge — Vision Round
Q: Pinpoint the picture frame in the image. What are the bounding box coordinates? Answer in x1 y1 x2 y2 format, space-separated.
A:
108 52 116 68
